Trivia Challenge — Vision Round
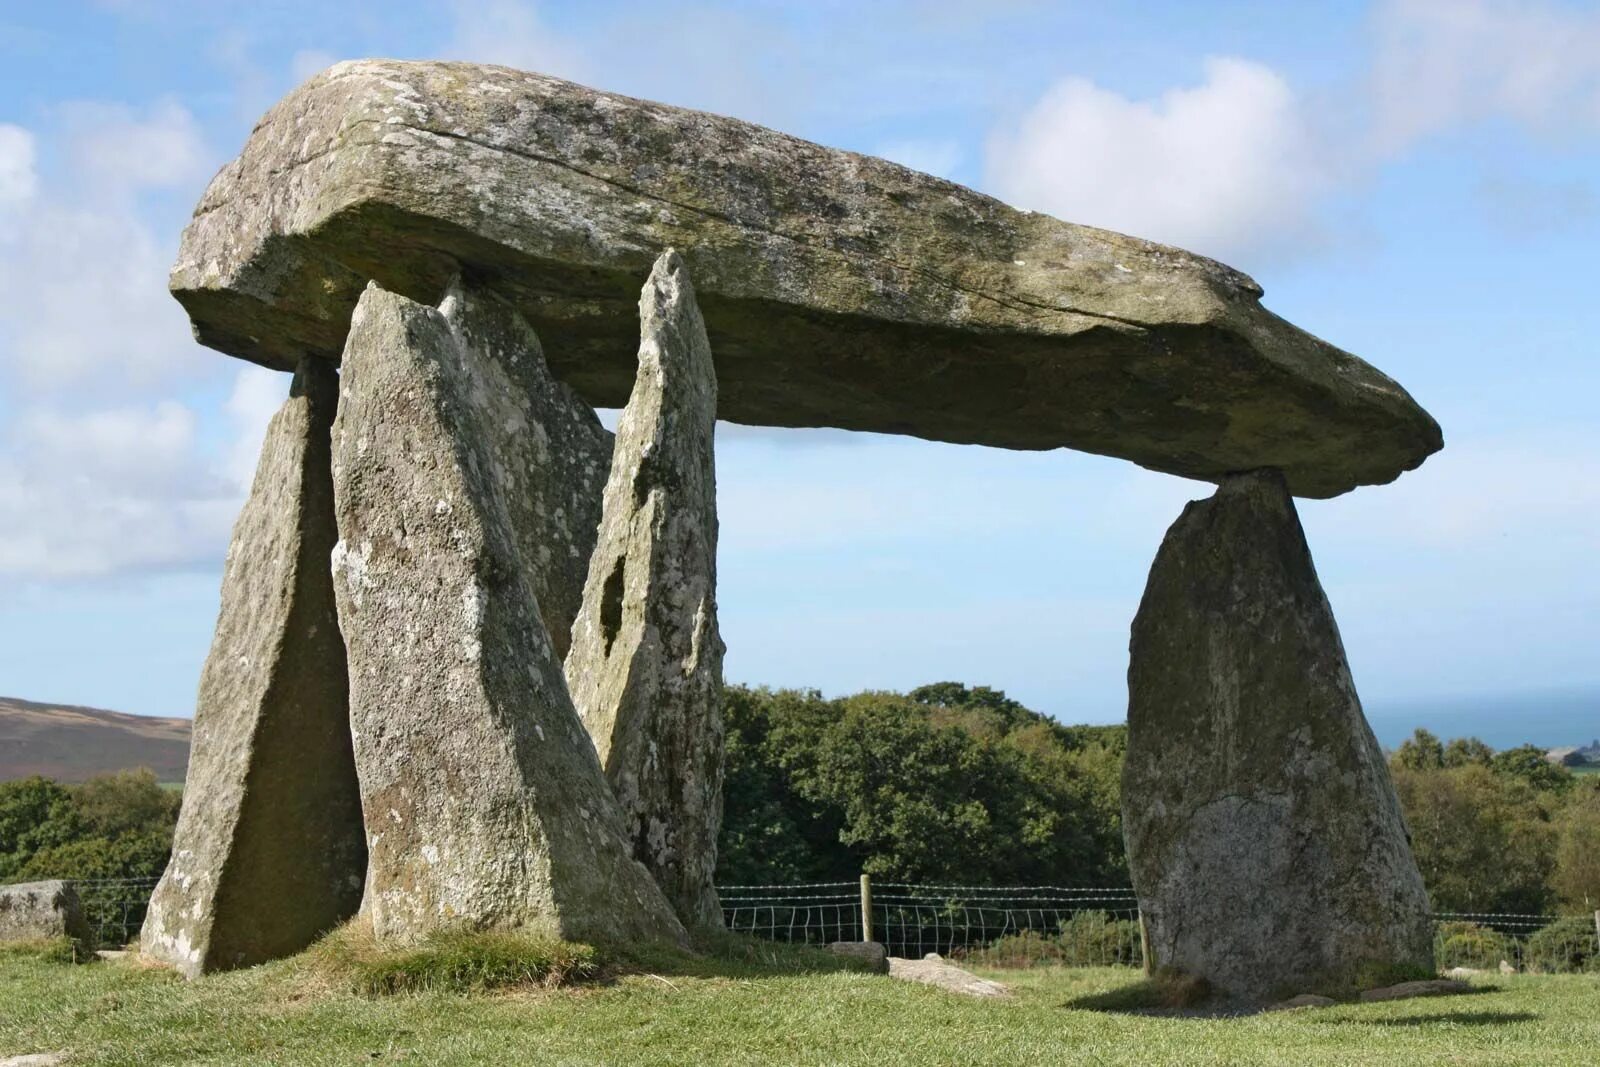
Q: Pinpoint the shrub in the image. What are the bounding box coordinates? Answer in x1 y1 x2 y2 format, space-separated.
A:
1055 910 1143 967
307 923 601 995
965 910 1142 969
1435 921 1516 970
1523 917 1598 974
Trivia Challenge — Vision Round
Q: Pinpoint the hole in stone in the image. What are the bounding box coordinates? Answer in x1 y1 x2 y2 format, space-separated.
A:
600 555 626 654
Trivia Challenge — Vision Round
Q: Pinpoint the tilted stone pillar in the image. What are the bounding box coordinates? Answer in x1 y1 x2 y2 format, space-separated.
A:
330 280 686 947
567 251 727 932
1122 470 1432 1003
143 358 365 977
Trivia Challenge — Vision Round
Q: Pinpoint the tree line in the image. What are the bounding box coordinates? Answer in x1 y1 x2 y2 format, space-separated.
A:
3 685 1597 919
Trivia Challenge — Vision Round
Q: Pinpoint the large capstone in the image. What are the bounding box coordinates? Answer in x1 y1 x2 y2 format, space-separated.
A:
143 359 365 977
330 280 686 947
1122 470 1433 1003
170 60 1440 498
566 251 726 932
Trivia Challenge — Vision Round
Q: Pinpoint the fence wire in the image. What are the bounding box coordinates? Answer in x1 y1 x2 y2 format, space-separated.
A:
717 881 1144 967
18 876 1594 973
72 877 160 949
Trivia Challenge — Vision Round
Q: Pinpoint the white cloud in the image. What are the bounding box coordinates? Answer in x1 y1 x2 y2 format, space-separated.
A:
442 0 589 82
0 378 281 581
1304 425 1600 555
0 104 212 391
290 49 338 85
58 100 211 194
0 364 288 581
0 124 37 208
984 57 1330 264
223 364 289 489
875 138 963 180
1370 0 1600 153
0 101 272 584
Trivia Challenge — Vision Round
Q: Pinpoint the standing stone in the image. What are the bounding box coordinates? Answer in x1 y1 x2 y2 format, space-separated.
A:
330 280 686 948
567 251 726 932
142 359 365 977
1122 470 1433 1003
434 281 614 659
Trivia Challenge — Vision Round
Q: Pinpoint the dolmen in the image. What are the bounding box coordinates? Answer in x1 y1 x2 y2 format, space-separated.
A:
147 60 1441 1000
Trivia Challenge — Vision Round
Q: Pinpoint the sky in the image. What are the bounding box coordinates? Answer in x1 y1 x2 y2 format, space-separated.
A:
0 0 1596 744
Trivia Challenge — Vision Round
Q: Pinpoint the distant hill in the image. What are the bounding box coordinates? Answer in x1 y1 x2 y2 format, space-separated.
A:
0 696 190 783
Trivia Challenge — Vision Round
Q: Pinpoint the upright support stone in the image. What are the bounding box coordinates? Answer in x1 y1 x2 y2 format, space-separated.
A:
142 359 364 977
435 281 614 659
330 280 686 947
1122 470 1433 1003
566 251 726 932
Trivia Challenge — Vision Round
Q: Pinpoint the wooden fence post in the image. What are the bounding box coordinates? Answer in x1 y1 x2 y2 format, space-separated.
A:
860 874 874 944
1593 910 1599 956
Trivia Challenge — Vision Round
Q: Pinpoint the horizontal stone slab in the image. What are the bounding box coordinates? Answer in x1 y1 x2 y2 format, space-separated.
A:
171 60 1441 497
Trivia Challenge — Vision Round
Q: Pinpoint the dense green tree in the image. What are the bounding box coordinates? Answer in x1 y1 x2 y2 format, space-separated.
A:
1394 729 1445 771
1391 762 1557 914
1443 737 1494 768
715 684 1127 887
1552 778 1600 910
0 770 179 884
1491 745 1575 795
0 777 83 880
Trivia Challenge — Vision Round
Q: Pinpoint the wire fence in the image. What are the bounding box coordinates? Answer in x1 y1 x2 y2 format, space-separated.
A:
72 877 160 949
16 875 1598 974
718 881 1144 967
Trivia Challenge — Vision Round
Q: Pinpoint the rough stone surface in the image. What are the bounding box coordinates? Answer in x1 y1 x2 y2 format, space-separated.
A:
1122 470 1434 1004
170 60 1440 498
828 941 889 974
428 278 612 658
329 280 686 948
888 953 1010 997
1358 979 1473 1003
566 252 725 932
142 360 365 978
0 881 92 946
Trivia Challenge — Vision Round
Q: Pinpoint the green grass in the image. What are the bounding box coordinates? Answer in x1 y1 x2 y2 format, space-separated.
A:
2 938 1598 1066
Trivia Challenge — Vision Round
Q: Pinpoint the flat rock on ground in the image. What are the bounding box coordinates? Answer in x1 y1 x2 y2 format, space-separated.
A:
169 60 1440 498
1122 470 1434 1004
888 954 1009 998
566 251 725 932
1359 979 1473 1003
330 281 685 948
827 941 889 975
0 881 91 946
141 359 366 978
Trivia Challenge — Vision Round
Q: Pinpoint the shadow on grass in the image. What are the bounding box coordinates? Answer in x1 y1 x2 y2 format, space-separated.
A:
1332 1010 1537 1027
600 930 873 982
1064 974 1507 1020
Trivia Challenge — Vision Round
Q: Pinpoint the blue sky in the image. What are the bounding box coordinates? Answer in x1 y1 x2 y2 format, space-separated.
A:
1 1 1596 743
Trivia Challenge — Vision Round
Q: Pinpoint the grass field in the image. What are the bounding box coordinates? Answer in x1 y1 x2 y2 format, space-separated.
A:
5 938 1600 1067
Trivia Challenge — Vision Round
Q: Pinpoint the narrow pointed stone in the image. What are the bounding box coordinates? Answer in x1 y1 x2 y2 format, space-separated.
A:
142 358 364 977
330 280 686 947
566 250 726 932
1122 470 1433 1004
